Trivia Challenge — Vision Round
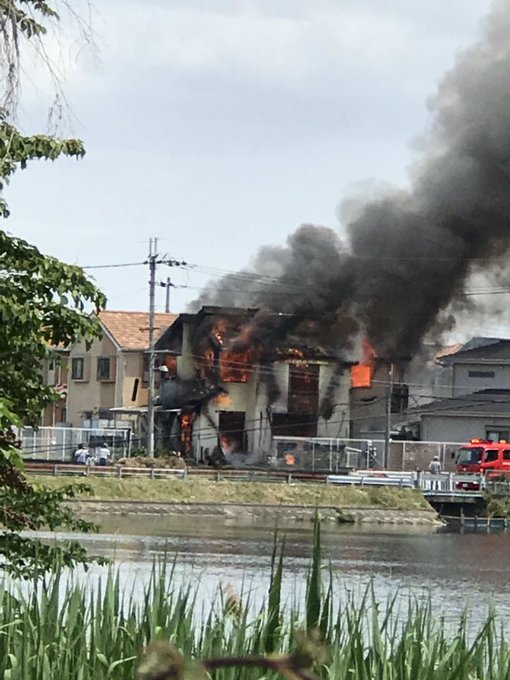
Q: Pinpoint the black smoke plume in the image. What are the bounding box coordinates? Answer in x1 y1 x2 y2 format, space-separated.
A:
193 1 510 359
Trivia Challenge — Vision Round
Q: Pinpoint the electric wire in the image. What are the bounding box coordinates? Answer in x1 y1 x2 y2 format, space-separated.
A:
75 257 510 298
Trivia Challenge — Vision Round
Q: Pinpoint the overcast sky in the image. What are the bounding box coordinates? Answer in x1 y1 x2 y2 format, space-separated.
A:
8 0 490 315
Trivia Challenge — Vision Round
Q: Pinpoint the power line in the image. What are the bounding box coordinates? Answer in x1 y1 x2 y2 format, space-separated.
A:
81 261 146 270
76 257 510 301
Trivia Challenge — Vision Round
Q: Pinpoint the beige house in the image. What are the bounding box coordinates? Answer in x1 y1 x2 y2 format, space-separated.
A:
65 311 176 429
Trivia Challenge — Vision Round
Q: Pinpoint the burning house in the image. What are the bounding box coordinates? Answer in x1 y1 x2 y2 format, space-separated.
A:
154 306 352 464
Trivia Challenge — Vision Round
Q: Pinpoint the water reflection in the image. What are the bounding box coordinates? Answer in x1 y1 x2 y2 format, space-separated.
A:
31 516 510 625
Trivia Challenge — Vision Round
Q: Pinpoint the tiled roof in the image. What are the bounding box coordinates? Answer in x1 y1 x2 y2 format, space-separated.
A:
99 311 177 350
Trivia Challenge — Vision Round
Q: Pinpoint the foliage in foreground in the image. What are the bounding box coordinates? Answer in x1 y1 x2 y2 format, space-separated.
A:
0 0 107 577
0 524 506 679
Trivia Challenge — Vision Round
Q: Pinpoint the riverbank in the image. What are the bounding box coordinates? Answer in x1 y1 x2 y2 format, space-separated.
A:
70 499 439 525
30 475 439 525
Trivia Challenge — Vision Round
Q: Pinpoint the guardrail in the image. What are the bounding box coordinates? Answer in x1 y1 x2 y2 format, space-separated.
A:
326 474 416 489
24 463 487 492
327 471 486 492
25 463 323 484
25 463 187 480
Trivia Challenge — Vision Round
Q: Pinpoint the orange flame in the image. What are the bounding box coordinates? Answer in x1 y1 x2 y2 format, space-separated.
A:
286 348 305 359
284 453 296 466
215 393 232 407
164 354 177 376
220 433 237 454
276 347 309 367
212 319 228 345
179 411 194 453
220 349 256 383
351 337 377 388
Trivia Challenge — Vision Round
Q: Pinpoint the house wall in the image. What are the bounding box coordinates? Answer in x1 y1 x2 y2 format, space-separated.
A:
317 364 350 439
270 362 290 413
420 414 510 443
452 362 510 396
178 324 197 380
407 359 453 403
119 351 148 408
195 369 263 460
66 335 118 426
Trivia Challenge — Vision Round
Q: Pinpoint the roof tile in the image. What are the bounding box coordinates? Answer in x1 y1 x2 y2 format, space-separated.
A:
99 311 176 350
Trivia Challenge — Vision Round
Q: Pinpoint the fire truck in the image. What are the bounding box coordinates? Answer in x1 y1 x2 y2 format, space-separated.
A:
456 438 510 488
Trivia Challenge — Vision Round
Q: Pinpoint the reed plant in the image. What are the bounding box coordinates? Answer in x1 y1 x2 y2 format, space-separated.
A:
0 522 506 679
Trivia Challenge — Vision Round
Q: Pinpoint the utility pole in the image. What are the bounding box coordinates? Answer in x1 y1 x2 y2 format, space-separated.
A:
384 362 394 470
165 277 171 313
146 247 185 456
147 237 157 458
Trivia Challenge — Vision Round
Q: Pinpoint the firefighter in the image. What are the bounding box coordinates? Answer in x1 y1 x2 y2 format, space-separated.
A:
429 455 441 474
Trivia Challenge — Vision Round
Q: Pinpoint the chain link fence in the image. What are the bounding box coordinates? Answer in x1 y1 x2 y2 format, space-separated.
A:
18 426 132 462
271 437 382 471
271 436 464 472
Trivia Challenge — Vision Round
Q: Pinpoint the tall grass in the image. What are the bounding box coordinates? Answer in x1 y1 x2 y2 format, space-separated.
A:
0 524 507 678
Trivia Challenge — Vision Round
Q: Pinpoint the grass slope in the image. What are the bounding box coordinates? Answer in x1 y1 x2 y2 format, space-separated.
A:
29 475 430 510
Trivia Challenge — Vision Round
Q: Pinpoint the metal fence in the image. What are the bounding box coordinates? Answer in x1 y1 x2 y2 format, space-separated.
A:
271 437 381 471
388 440 464 472
19 426 132 461
271 436 465 472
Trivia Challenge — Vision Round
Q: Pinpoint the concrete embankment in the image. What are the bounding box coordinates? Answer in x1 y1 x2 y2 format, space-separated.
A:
68 499 440 526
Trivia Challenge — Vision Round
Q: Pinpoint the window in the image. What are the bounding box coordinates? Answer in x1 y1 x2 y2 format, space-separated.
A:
457 447 483 465
484 449 499 463
503 450 510 461
97 357 112 381
142 354 149 386
469 370 495 378
220 350 251 383
391 384 409 414
218 411 247 452
486 429 509 442
71 357 85 381
288 364 320 414
47 359 59 386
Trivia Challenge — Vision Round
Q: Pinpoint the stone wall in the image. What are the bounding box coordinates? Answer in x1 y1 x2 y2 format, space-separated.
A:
69 499 440 526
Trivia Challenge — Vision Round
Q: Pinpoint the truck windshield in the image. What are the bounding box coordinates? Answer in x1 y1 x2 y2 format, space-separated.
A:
457 447 483 465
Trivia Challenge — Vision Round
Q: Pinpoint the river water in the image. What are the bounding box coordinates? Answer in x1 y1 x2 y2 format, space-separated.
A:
34 515 510 625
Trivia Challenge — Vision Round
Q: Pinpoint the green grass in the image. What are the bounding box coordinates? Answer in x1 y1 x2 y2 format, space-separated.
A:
28 475 431 510
0 520 506 678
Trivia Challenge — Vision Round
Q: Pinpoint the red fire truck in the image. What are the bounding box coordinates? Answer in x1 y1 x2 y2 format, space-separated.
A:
456 439 510 488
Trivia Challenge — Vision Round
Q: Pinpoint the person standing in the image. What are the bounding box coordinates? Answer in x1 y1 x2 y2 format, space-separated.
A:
429 455 442 490
98 443 110 466
75 444 89 465
73 443 83 463
429 455 441 474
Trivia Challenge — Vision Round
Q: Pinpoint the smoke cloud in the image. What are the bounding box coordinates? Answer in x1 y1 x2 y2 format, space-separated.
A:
192 0 510 359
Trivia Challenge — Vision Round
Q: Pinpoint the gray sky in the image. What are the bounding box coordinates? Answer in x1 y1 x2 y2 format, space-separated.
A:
9 0 489 315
